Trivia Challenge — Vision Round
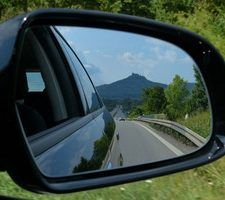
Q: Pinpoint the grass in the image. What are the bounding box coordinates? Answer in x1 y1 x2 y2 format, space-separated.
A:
147 110 210 146
148 122 195 146
177 111 211 138
1 157 225 200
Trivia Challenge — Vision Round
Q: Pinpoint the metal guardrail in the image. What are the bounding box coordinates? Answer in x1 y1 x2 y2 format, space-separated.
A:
142 114 166 119
136 117 207 147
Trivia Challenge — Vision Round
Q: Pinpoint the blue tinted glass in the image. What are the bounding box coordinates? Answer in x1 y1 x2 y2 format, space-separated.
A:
26 72 45 92
55 32 101 113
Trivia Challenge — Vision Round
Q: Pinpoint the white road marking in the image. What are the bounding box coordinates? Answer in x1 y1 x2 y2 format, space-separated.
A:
132 121 184 156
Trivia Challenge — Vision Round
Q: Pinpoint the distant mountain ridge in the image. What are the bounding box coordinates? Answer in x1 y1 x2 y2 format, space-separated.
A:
96 73 195 100
96 73 167 100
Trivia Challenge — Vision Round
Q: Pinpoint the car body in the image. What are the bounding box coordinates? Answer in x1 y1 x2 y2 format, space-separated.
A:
14 25 123 176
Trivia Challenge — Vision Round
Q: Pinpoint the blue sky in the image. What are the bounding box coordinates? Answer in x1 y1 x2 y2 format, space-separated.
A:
57 26 196 86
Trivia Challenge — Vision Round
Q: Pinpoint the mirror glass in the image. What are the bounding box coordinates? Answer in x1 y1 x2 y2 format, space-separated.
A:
16 25 211 177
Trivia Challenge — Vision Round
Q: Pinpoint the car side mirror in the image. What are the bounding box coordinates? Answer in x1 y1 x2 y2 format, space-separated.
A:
1 9 225 193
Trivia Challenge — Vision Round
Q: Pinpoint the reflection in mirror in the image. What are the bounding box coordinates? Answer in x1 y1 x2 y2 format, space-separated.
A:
16 25 211 177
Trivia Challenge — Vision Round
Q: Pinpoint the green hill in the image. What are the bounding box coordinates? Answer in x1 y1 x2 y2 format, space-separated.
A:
96 73 194 100
96 73 167 100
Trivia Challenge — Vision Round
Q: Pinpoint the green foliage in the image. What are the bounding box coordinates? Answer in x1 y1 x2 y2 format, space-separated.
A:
114 0 155 18
0 0 11 18
207 1 225 33
149 0 196 23
149 123 195 145
128 106 143 118
174 1 225 57
190 67 208 112
177 110 211 138
73 121 115 173
157 0 195 13
128 76 191 120
121 98 140 112
142 86 166 114
74 133 112 173
150 110 210 139
164 75 189 120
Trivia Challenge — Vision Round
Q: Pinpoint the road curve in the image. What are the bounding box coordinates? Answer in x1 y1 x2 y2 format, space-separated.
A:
115 120 183 166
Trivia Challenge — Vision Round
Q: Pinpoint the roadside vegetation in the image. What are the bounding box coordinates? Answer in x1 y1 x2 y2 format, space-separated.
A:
129 67 208 120
148 122 195 146
177 110 211 138
128 65 210 138
147 110 210 147
0 0 225 199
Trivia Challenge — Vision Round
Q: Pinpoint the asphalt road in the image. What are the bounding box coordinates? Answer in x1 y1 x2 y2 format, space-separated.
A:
113 106 196 167
115 120 181 166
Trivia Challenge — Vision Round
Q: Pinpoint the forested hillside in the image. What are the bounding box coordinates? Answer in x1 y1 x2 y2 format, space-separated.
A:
97 73 167 100
1 1 225 57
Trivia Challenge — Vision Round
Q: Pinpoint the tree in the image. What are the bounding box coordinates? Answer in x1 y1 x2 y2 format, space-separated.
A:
190 67 208 112
164 75 189 120
73 133 111 173
153 0 195 13
128 106 143 118
0 0 11 18
142 86 166 114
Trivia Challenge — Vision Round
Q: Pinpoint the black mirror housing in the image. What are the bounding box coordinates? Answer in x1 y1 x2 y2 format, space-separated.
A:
1 8 225 193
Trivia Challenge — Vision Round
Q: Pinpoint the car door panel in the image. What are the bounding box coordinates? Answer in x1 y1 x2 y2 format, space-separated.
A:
34 108 114 177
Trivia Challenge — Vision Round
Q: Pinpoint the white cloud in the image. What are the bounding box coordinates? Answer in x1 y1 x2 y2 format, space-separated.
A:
150 46 178 63
120 52 156 69
94 50 112 58
162 49 178 63
121 52 136 62
146 39 195 66
118 52 156 80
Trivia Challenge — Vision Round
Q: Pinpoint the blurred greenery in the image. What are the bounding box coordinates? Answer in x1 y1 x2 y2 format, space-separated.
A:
0 0 225 199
